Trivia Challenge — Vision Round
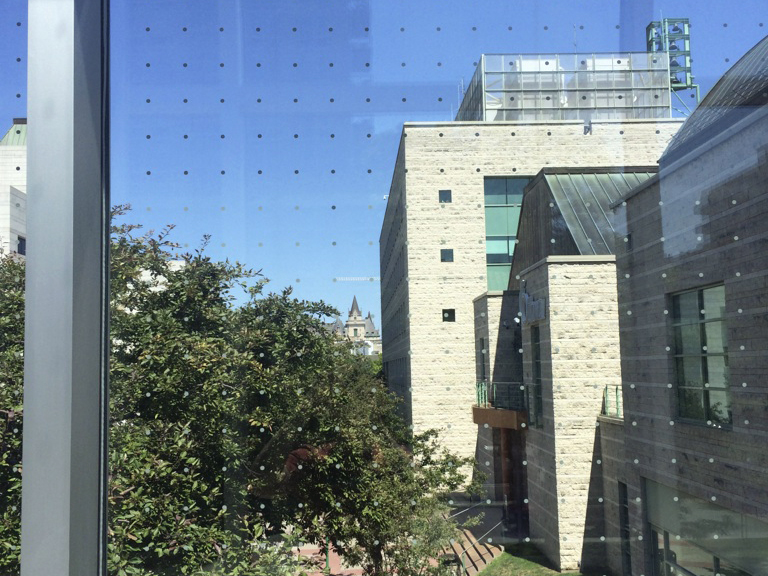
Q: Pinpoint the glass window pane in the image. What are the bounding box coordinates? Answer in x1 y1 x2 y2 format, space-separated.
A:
505 178 529 204
707 388 731 424
485 207 510 235
675 323 702 354
718 559 752 576
487 265 511 291
704 285 726 319
706 355 729 388
667 537 716 576
679 387 706 420
674 291 701 324
677 356 704 387
484 179 507 205
486 237 508 255
704 321 727 354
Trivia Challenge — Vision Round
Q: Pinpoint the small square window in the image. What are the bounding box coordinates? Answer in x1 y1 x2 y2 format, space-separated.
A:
439 189 452 203
442 309 456 322
16 236 26 256
441 248 454 262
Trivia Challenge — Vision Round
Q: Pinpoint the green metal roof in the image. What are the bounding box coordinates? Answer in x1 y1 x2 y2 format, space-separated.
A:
543 169 657 255
0 119 27 146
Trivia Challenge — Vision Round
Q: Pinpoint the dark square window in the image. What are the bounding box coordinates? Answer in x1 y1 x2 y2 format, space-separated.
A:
16 236 26 256
440 248 454 262
442 309 455 322
438 189 452 203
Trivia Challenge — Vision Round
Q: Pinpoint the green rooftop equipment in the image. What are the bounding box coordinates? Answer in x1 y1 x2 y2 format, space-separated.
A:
646 18 700 109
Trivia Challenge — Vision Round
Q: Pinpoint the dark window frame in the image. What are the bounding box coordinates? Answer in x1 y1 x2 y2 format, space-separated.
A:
440 248 454 262
442 309 456 322
438 189 452 203
527 324 544 428
670 284 731 426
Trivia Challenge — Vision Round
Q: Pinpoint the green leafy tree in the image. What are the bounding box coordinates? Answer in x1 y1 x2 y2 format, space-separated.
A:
0 253 24 574
0 208 479 576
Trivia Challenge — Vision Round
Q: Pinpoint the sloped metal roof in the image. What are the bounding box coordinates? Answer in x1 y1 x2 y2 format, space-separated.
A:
0 119 27 146
544 170 656 255
661 35 768 164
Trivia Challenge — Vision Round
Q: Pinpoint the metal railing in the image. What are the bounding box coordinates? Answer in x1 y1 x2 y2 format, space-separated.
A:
602 384 624 418
475 381 526 411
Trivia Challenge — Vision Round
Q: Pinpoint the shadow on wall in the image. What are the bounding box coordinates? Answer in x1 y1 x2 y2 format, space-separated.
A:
581 425 608 574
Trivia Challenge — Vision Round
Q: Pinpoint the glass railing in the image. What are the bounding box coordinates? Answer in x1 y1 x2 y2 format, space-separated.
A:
602 384 624 418
475 381 526 411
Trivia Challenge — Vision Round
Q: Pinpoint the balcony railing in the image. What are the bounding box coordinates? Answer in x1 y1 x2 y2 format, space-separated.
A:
602 385 624 418
475 381 526 411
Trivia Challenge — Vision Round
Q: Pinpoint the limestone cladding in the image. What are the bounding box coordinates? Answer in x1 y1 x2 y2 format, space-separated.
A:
380 119 683 463
521 257 621 571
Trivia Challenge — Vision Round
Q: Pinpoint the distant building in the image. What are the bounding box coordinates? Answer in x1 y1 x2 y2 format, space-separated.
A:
327 296 382 356
0 118 27 256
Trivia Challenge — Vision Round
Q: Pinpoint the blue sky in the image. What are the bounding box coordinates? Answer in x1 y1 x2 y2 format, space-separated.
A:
2 0 768 323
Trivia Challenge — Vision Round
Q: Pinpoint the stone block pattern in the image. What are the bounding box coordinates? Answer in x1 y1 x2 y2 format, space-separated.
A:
522 259 621 571
380 119 683 464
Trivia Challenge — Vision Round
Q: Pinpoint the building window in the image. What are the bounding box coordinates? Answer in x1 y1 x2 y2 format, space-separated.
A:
672 284 730 424
16 236 26 255
484 177 529 290
440 248 454 262
353 328 358 337
528 325 543 428
442 309 455 322
438 189 452 203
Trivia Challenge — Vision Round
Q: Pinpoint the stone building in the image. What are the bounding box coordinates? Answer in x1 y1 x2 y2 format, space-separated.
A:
472 36 768 576
327 296 382 356
379 52 684 467
0 118 27 256
610 35 768 576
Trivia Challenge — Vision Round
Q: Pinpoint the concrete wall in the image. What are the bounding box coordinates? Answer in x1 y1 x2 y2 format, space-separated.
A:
521 256 622 571
614 107 768 575
379 118 682 463
0 144 27 254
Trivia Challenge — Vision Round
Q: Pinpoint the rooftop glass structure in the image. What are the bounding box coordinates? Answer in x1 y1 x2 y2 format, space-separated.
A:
456 52 673 121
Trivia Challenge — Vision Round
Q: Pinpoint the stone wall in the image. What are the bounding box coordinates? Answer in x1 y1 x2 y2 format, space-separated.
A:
521 256 622 571
380 118 683 462
614 107 768 576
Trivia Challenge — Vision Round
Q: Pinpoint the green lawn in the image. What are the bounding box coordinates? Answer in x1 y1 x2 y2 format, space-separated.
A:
479 543 585 576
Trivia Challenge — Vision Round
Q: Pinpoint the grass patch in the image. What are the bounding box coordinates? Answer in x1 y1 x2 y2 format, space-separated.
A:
478 543 585 576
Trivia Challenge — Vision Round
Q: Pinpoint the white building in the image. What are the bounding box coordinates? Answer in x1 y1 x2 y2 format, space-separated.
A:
0 118 27 256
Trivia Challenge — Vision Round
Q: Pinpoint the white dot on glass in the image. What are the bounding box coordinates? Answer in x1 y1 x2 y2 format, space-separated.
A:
672 458 677 463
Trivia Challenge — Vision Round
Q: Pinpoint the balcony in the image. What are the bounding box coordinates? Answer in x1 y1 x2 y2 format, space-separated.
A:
601 384 624 419
473 381 527 429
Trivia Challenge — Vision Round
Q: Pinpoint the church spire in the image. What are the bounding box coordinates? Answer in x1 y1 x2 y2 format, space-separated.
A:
349 295 362 318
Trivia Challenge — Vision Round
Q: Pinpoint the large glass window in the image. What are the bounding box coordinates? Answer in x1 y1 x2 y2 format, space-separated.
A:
672 285 730 424
484 177 528 290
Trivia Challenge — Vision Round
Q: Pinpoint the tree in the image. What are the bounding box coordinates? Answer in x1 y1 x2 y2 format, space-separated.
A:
0 253 24 574
0 207 479 575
